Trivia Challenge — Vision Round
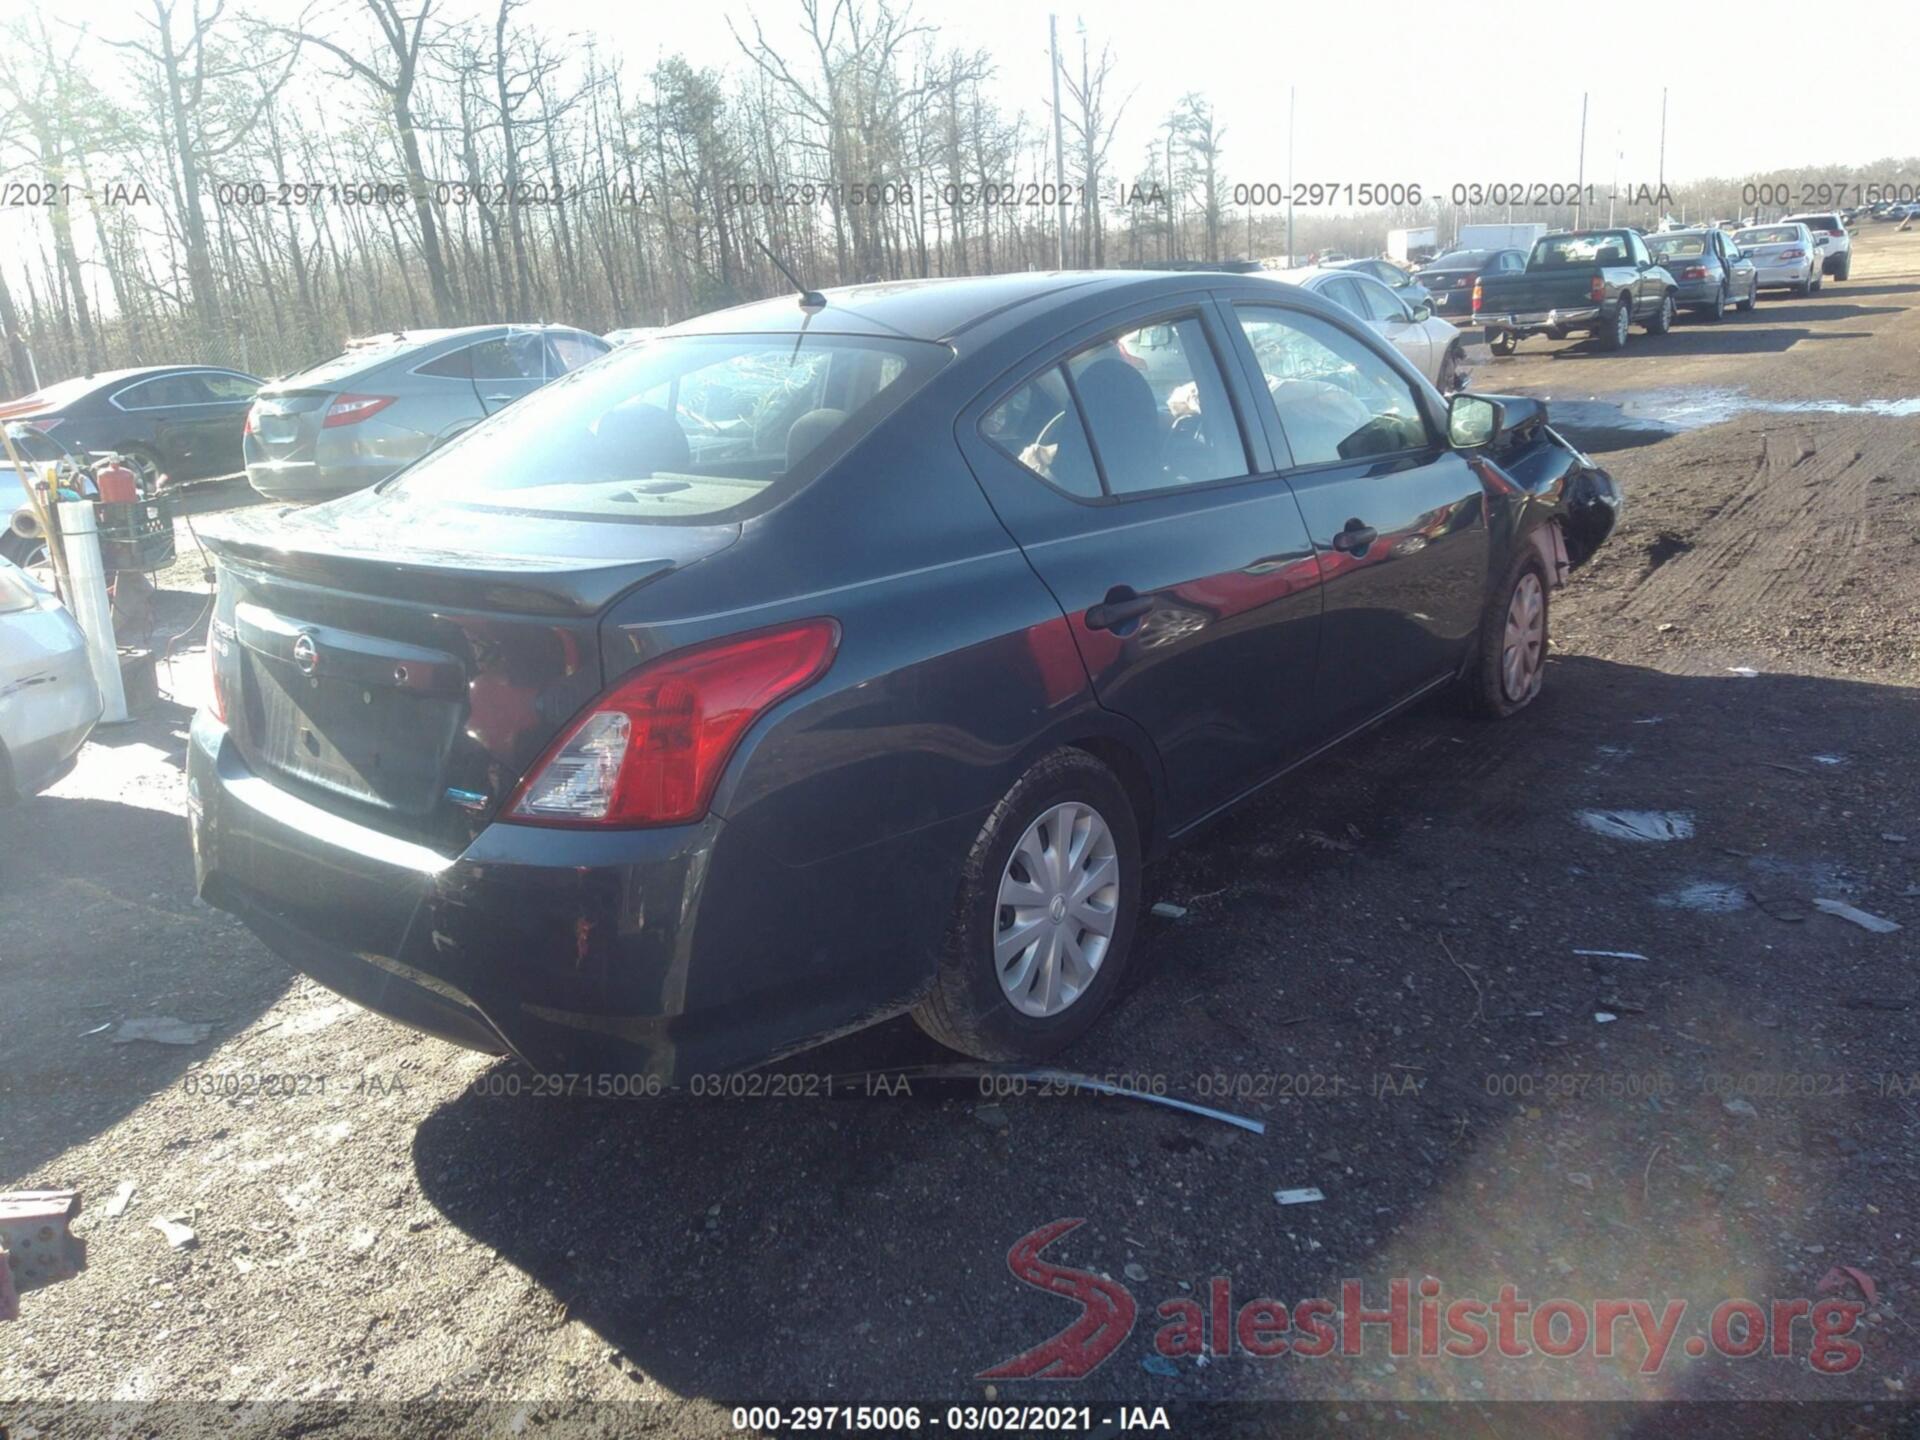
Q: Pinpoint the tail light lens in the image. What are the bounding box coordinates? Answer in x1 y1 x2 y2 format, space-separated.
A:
1470 281 1483 313
1589 275 1607 303
322 393 397 428
1680 266 1709 281
506 619 840 828
1781 247 1805 260
243 405 258 437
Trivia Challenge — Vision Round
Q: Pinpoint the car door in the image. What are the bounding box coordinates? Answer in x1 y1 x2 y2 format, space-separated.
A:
1720 231 1755 301
1350 274 1434 382
196 371 261 474
111 373 208 475
955 299 1324 826
1224 299 1490 740
1628 231 1663 316
468 330 554 415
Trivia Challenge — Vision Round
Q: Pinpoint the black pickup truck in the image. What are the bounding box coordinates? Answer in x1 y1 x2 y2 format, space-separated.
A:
1473 229 1678 354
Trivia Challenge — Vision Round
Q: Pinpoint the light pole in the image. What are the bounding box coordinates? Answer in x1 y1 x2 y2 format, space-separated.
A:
1049 14 1067 270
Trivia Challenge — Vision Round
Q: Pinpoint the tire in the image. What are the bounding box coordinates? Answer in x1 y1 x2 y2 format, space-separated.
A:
912 748 1143 1062
1645 291 1675 335
1598 298 1632 350
115 444 165 496
1836 255 1851 281
1737 278 1757 312
1463 547 1551 719
1797 273 1814 297
1439 342 1467 393
1811 271 1823 293
1486 328 1517 357
1705 284 1727 321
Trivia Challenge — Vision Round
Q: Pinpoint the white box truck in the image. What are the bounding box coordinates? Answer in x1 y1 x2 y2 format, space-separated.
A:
1456 223 1548 253
1386 227 1438 264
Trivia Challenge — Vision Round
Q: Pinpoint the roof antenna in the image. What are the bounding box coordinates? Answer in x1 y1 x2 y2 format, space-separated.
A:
755 237 827 314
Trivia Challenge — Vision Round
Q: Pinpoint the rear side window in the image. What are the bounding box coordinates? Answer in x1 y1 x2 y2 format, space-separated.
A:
983 367 1101 498
416 346 474 379
1234 304 1430 466
1650 235 1707 261
1352 278 1406 323
202 374 259 401
115 374 210 409
470 333 552 381
390 334 947 522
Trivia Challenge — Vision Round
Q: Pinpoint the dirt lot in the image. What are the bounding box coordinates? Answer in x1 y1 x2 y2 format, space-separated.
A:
4 228 1920 1436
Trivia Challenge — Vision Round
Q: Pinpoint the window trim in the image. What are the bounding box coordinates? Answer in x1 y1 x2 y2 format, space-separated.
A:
972 303 1262 508
1226 297 1443 478
109 370 217 412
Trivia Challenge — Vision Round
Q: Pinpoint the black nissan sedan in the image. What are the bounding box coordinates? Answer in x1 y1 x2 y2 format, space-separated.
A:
10 364 262 490
188 271 1618 1082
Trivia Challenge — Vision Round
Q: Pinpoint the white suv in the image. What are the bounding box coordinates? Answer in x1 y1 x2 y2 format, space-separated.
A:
1782 212 1852 280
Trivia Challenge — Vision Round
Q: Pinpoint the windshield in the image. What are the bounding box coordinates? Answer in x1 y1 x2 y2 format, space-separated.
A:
390 332 948 522
1530 233 1634 267
1427 250 1490 269
1649 235 1708 260
1737 226 1799 246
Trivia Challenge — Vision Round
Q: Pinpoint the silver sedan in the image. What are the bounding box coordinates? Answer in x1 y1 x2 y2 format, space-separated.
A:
1269 267 1469 391
0 557 101 801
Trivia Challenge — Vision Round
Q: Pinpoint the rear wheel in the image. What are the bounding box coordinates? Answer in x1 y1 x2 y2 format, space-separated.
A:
1737 278 1757 312
1836 255 1851 281
912 749 1142 1062
1464 549 1551 719
1439 342 1468 393
1486 328 1517 357
1796 272 1814 297
1645 292 1675 334
1811 270 1824 293
1599 299 1632 350
1706 284 1728 320
115 445 165 496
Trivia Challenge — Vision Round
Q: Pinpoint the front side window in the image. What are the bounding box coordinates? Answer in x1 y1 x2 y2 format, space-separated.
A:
390 333 946 522
1353 278 1407 323
1234 305 1430 467
470 333 553 381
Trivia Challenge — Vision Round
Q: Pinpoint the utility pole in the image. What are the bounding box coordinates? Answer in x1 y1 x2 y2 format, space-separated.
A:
1658 87 1668 194
1049 14 1067 270
1574 92 1588 229
1286 86 1296 263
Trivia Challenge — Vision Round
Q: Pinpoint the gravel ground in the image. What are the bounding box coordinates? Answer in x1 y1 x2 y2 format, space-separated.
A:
4 228 1920 1438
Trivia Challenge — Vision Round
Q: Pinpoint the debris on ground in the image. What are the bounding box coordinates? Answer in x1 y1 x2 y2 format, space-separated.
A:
1274 1187 1325 1206
1594 1012 1618 1024
0 1191 87 1298
1576 810 1695 843
1141 1354 1180 1377
1150 902 1189 919
1573 949 1649 961
972 1104 1009 1131
1124 1262 1149 1282
1728 666 1761 678
1818 1265 1879 1307
149 1216 198 1249
111 1017 216 1046
1812 899 1902 934
1723 1098 1759 1118
104 1182 136 1218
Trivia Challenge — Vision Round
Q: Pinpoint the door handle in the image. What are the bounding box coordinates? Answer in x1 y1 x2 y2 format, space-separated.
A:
483 393 516 404
1330 519 1378 553
1085 587 1156 632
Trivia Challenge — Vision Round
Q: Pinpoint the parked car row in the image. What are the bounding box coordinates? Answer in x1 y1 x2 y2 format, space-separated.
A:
1470 215 1851 354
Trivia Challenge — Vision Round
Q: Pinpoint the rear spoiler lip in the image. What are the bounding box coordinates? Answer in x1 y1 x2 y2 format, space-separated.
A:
198 509 741 618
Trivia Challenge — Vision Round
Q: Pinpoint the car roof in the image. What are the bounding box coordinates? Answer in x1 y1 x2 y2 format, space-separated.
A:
666 272 1157 345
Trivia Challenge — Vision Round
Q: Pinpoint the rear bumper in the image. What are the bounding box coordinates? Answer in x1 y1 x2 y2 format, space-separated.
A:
186 711 953 1080
244 456 392 504
0 616 101 801
1478 305 1605 336
1753 263 1812 285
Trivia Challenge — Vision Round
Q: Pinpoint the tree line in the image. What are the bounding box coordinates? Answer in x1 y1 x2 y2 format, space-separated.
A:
1 0 1914 396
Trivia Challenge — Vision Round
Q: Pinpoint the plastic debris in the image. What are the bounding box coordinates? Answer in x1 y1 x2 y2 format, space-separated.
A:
1812 899 1901 935
150 1216 198 1249
1728 666 1761 678
1124 1262 1149 1282
80 1021 111 1037
973 1104 1009 1131
112 1017 215 1046
1150 902 1188 919
1594 1012 1618 1024
1573 949 1648 961
1577 810 1695 843
1818 1265 1879 1307
1274 1187 1325 1206
1141 1354 1179 1377
1723 1098 1758 1118
1883 833 1908 844
104 1182 136 1218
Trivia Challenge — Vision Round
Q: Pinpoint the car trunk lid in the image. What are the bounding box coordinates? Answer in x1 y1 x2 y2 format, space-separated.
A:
201 485 739 850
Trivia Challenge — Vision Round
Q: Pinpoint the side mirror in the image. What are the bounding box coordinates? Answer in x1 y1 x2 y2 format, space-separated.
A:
1447 393 1502 449
1411 302 1433 322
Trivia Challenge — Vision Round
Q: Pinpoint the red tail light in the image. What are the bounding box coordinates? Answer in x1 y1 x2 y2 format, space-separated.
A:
1470 281 1483 314
1589 275 1607 304
1780 248 1806 260
1680 265 1709 281
505 620 840 828
243 405 258 437
322 393 397 428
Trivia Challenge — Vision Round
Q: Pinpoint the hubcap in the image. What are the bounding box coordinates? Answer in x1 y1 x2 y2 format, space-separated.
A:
1500 571 1546 703
995 800 1120 1018
1617 306 1630 343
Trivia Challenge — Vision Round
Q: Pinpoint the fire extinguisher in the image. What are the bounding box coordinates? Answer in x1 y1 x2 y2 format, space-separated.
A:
94 458 141 504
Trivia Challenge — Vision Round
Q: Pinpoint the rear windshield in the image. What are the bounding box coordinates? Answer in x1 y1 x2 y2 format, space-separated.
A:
1649 235 1707 260
1427 250 1490 268
388 333 949 522
274 341 425 388
1737 226 1799 246
1530 233 1634 267
1787 214 1842 231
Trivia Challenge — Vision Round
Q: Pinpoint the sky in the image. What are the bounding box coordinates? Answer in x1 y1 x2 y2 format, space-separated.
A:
11 0 1920 199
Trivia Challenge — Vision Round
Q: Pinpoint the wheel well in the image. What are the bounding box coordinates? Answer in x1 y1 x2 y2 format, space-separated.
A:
1069 736 1157 854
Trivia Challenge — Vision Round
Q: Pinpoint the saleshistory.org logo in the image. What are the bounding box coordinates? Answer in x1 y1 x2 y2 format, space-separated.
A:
978 1220 1868 1379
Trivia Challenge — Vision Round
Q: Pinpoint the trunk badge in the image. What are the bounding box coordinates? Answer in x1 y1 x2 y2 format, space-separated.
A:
292 632 320 676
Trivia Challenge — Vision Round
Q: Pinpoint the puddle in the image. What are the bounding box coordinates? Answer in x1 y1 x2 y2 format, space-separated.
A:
1658 881 1749 913
1538 388 1920 440
1577 809 1695 843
